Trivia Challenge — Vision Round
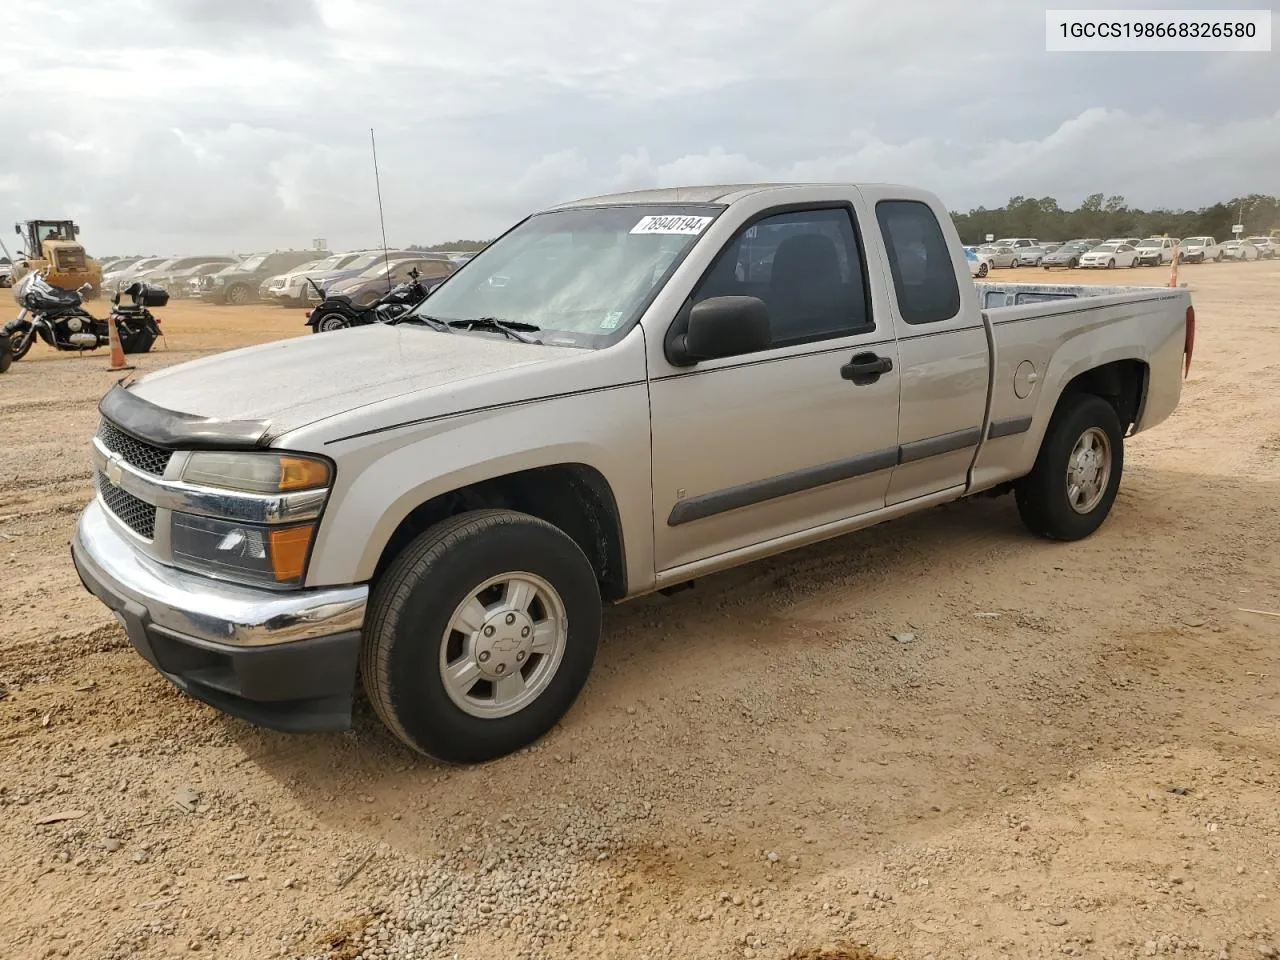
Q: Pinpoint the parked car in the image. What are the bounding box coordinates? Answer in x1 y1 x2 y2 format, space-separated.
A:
319 256 458 307
1014 245 1049 266
977 244 1019 268
304 250 421 303
1178 237 1223 263
964 246 993 278
1079 241 1139 269
199 251 330 305
1244 236 1278 259
1041 240 1093 270
71 181 1194 764
148 256 238 294
262 253 370 306
1222 240 1260 261
1134 237 1176 266
995 237 1039 248
102 257 170 293
98 257 144 275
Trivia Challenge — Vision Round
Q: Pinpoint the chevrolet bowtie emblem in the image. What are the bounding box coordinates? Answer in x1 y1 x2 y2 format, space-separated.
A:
106 453 124 487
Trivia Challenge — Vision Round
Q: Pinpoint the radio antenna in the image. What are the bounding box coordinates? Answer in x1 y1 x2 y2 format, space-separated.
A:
370 127 392 293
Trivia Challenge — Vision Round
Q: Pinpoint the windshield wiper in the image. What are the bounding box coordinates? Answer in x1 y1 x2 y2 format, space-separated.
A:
393 312 453 332
446 316 541 344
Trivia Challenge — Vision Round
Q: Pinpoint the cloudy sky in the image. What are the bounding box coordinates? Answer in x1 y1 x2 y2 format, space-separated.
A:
2 0 1277 256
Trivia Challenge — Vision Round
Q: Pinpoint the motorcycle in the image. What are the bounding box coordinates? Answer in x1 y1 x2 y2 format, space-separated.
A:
3 269 164 361
304 269 445 334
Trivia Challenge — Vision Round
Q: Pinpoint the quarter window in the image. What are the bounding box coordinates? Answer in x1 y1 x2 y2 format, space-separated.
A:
875 200 962 326
690 207 871 348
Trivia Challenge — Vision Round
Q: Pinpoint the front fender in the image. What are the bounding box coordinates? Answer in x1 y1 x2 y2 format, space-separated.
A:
1 317 32 337
298 382 655 595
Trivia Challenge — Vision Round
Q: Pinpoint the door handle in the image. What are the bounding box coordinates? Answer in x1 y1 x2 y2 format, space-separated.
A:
840 352 894 385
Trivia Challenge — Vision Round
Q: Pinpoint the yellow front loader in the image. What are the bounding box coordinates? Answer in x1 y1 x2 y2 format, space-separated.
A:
9 219 103 300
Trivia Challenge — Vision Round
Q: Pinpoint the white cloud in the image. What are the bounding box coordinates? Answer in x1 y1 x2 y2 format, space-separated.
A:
1 0 1276 255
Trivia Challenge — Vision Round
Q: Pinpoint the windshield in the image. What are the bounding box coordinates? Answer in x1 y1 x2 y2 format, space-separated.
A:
340 253 386 272
125 258 166 273
308 254 347 271
407 204 723 347
231 254 266 271
1093 243 1120 251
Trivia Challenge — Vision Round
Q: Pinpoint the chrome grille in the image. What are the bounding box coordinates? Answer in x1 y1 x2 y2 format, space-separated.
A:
96 472 156 540
96 420 173 476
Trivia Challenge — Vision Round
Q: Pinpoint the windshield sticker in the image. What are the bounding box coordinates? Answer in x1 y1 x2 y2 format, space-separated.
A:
630 215 713 236
600 311 624 330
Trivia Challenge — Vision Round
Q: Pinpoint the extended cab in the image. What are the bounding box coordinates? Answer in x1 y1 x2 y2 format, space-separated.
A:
71 183 1194 764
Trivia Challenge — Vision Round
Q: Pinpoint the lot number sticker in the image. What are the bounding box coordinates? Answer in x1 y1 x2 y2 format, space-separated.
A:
630 215 713 236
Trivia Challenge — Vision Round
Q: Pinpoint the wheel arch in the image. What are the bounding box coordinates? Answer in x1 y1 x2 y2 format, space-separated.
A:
367 462 630 602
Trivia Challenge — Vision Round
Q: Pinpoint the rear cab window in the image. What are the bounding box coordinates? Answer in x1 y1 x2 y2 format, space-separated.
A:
875 200 961 325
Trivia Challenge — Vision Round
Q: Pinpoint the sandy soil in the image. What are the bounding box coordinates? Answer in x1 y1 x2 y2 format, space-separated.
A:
2 262 1278 960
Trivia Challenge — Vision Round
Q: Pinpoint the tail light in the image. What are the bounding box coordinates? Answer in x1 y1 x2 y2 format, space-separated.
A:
1183 305 1195 378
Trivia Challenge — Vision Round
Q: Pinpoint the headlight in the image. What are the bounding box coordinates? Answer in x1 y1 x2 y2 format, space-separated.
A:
183 451 330 494
171 452 332 587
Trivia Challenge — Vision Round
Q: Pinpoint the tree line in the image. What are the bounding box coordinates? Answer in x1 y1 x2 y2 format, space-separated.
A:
951 194 1280 245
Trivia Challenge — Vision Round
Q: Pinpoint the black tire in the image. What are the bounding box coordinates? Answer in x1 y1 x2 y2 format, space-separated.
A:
1010 259 1019 269
1107 259 1115 269
361 509 602 764
1015 394 1124 541
310 309 351 333
7 326 34 360
977 262 989 278
1069 258 1079 269
0 337 11 374
225 284 250 305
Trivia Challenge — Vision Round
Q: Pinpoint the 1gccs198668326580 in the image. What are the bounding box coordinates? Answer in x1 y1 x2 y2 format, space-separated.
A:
1046 8 1271 52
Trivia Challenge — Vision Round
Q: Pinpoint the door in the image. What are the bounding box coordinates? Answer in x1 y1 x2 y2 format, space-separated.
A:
865 194 991 506
650 204 902 573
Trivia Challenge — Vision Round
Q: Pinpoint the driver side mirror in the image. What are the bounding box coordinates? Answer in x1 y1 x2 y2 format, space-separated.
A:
667 296 772 365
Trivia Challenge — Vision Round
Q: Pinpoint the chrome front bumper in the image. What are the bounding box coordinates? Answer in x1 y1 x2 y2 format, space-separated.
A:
71 500 369 731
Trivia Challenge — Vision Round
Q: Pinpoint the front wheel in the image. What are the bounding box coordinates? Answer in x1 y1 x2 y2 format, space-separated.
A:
1107 259 1115 269
977 262 989 278
6 325 34 360
1015 394 1124 541
361 510 602 764
225 284 251 306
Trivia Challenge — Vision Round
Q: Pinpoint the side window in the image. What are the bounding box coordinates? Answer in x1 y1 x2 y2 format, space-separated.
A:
690 207 871 347
875 200 962 326
418 260 454 279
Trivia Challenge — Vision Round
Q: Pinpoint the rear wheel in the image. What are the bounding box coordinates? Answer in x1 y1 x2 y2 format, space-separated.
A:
1107 259 1115 269
1015 394 1124 541
977 262 989 278
225 283 250 305
361 510 602 764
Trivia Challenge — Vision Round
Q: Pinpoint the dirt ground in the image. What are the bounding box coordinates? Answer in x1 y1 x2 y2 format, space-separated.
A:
2 263 1278 960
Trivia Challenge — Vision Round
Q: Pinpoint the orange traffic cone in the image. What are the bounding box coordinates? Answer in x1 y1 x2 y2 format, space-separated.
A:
105 311 135 372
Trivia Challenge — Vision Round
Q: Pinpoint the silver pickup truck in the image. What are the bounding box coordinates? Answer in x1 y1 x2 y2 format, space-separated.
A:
71 183 1195 763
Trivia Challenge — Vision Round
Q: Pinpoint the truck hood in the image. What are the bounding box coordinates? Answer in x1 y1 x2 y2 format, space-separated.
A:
125 324 583 437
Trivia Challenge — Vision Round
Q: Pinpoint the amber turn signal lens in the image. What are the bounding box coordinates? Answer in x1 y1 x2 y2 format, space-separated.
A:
278 456 331 491
269 524 316 582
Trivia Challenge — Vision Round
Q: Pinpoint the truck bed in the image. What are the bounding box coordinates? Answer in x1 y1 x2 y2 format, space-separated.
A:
975 281 1182 310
